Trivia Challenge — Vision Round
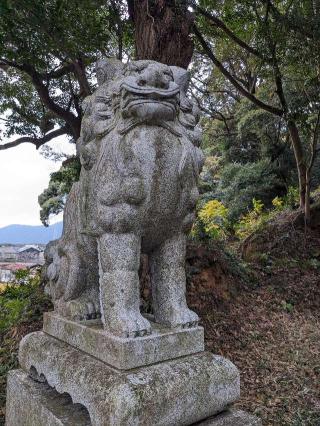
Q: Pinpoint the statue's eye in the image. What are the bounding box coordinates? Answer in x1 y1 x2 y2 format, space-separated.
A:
164 71 173 80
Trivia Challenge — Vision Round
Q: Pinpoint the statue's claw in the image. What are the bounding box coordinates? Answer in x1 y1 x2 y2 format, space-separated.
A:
106 312 152 339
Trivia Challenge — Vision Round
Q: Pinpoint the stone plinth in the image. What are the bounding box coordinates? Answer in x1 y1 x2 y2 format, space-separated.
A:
43 312 204 369
6 370 91 426
6 370 261 426
16 331 240 426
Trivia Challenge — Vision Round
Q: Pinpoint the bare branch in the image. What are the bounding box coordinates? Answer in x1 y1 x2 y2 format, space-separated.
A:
191 2 270 61
0 126 69 150
193 25 284 117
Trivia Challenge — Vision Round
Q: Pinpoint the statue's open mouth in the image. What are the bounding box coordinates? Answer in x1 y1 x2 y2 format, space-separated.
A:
120 82 179 120
121 82 179 98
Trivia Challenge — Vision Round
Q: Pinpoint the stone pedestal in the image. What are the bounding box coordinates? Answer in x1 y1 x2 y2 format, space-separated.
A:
6 314 261 426
6 370 259 426
43 312 205 369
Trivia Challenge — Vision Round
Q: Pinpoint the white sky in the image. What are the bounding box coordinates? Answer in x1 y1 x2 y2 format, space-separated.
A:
0 136 75 228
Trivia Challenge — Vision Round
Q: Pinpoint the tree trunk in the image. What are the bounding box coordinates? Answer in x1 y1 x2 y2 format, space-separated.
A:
305 168 311 225
128 0 194 69
287 120 307 209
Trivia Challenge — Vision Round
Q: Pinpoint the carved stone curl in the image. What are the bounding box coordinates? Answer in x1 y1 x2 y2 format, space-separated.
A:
44 59 204 338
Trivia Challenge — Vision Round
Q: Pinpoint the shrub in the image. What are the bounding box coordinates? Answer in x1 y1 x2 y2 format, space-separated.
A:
217 160 286 222
193 199 230 240
235 198 267 240
0 270 51 333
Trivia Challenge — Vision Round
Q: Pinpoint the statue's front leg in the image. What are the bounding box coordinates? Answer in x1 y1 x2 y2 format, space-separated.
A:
150 233 199 328
98 233 151 338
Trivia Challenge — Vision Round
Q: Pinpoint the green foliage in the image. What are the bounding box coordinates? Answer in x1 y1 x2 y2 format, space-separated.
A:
235 198 267 239
0 270 51 333
217 160 286 222
199 94 297 222
195 0 320 219
193 199 230 240
0 270 52 422
38 156 81 225
0 0 133 145
233 189 300 240
281 300 294 313
283 186 300 208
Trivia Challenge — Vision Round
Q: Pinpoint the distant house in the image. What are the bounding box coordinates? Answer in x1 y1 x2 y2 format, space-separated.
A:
0 244 45 264
0 263 32 283
0 245 45 283
0 246 18 262
18 245 44 263
0 267 14 282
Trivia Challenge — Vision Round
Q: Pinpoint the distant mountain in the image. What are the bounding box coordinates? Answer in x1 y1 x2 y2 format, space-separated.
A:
0 222 63 244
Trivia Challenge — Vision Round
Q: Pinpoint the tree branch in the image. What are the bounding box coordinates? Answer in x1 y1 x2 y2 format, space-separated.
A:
1 59 81 138
0 126 69 150
73 56 91 97
193 25 284 117
191 2 269 61
259 0 316 40
308 110 320 173
40 63 76 79
21 63 81 138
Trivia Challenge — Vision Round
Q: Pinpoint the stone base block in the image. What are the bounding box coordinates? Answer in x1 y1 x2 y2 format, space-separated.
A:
43 312 204 369
6 370 260 426
6 369 91 426
196 409 262 425
17 331 240 426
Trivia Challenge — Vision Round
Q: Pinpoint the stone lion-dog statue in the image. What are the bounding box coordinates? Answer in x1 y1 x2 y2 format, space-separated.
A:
44 59 204 338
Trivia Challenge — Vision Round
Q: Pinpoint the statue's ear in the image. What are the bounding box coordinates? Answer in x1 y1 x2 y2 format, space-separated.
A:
170 66 190 95
96 58 125 86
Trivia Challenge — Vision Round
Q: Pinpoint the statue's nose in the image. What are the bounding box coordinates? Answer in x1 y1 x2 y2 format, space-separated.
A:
137 68 170 90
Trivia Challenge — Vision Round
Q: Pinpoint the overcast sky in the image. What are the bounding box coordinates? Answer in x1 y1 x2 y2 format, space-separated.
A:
0 137 75 228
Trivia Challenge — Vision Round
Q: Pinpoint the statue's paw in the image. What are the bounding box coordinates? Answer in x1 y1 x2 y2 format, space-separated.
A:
83 300 102 321
132 313 152 338
108 313 151 338
163 308 199 329
180 309 199 328
63 297 101 322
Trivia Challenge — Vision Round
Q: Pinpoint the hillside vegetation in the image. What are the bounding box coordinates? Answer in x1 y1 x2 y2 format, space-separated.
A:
1 206 319 425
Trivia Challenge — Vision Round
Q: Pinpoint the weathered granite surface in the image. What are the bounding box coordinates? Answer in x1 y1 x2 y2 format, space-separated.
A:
43 312 204 369
6 370 260 426
196 409 262 426
17 331 240 426
44 59 204 338
6 370 91 426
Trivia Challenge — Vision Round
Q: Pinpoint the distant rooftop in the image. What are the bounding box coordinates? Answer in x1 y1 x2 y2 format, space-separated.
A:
18 245 42 253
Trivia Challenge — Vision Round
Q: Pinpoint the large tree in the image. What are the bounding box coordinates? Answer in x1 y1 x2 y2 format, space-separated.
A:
127 0 194 68
0 0 128 149
1 0 320 224
192 0 320 222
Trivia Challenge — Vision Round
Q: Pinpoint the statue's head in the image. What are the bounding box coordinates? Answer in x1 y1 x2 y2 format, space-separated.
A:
119 60 180 123
78 58 201 162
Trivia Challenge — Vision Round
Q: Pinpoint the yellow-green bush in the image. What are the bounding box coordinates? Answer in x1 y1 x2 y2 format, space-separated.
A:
193 200 229 240
234 198 267 239
234 192 293 240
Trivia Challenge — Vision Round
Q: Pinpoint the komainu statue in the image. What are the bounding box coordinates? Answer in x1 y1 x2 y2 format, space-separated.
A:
44 59 204 338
